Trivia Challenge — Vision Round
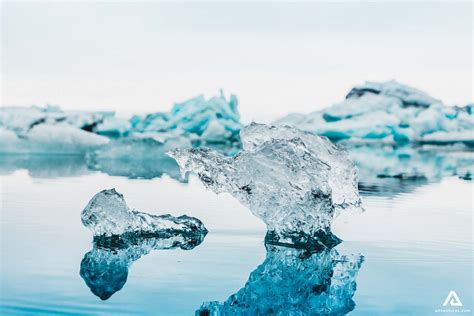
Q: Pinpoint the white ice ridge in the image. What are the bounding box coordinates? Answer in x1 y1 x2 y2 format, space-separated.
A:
81 189 207 237
275 81 474 145
169 123 362 246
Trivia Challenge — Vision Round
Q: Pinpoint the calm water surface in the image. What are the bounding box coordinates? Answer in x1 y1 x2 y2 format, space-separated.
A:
0 154 472 315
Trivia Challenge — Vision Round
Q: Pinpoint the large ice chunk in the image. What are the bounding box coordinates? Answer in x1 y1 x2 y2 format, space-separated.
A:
170 123 362 247
81 189 208 237
80 233 205 300
197 244 364 315
275 81 473 145
130 91 242 145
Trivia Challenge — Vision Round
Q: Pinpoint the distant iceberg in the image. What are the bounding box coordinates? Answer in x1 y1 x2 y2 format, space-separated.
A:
170 123 362 248
0 91 242 155
197 244 364 315
130 91 242 146
275 81 473 146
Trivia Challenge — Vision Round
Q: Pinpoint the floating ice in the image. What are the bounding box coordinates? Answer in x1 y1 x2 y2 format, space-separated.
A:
275 81 473 145
130 91 242 145
81 189 208 237
0 106 111 154
197 244 364 315
170 123 362 247
80 233 205 300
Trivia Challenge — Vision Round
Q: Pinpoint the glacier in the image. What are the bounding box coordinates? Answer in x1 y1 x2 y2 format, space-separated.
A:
80 233 205 300
170 123 362 248
275 81 473 145
81 189 208 237
197 244 364 315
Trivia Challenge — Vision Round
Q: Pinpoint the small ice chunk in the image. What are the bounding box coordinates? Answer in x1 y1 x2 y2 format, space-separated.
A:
169 123 362 246
197 244 364 315
81 189 207 237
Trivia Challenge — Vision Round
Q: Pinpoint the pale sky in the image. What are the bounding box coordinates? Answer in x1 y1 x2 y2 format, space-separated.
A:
1 1 473 122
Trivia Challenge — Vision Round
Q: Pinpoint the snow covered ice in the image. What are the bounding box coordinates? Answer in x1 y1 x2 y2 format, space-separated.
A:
81 189 208 237
170 123 362 247
275 81 474 146
80 233 205 300
197 244 364 315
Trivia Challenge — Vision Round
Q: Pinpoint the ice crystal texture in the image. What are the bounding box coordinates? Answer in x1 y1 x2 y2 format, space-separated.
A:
275 81 473 145
170 123 362 246
197 244 364 315
80 233 205 300
81 189 208 237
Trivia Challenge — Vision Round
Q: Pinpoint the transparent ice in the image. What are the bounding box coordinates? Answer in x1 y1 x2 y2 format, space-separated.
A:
81 189 208 237
197 244 364 315
170 123 362 247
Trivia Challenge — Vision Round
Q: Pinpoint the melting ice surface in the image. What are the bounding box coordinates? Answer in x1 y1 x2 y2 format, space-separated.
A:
275 81 473 145
80 233 205 300
197 244 363 316
170 123 362 248
81 189 208 237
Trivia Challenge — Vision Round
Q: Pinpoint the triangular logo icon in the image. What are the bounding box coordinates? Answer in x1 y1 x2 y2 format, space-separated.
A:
442 291 463 307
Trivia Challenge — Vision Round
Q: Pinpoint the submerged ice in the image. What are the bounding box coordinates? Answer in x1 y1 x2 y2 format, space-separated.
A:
197 244 364 315
276 81 473 145
81 189 208 237
170 123 362 247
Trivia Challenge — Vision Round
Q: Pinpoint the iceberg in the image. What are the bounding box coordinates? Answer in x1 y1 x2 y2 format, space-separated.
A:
80 233 205 300
197 244 364 315
130 91 242 145
275 81 473 145
81 189 208 237
170 123 362 248
0 106 111 154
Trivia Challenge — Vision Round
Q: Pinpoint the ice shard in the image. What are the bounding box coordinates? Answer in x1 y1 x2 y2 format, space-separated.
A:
170 123 362 247
81 189 208 237
196 244 364 315
80 233 205 300
275 81 474 145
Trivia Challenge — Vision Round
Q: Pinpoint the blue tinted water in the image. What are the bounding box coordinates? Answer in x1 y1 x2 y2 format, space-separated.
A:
0 154 472 315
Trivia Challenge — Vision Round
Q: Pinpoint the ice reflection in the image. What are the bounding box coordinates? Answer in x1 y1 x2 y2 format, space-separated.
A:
80 232 206 300
197 243 363 315
351 145 473 197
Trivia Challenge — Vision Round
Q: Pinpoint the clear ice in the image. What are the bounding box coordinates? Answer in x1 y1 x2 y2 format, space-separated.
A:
80 233 205 300
197 244 364 315
275 81 474 146
81 189 208 237
169 123 362 247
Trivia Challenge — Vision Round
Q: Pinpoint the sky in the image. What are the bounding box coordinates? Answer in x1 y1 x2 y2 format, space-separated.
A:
1 1 473 122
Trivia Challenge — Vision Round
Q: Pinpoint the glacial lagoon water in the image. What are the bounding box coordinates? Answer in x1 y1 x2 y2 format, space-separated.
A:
0 152 472 315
